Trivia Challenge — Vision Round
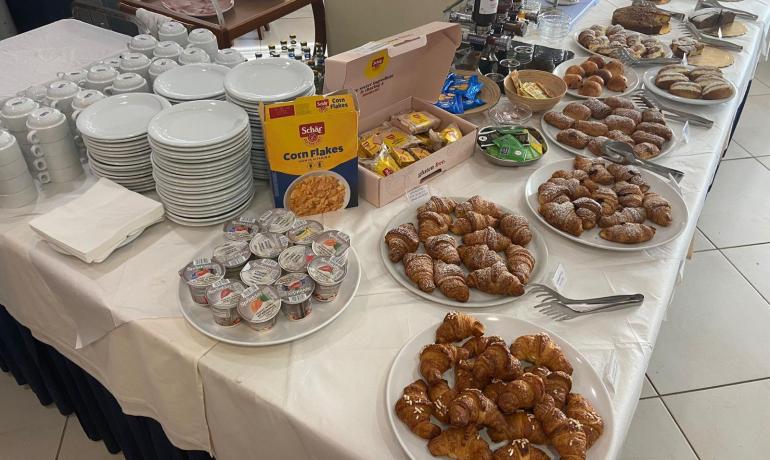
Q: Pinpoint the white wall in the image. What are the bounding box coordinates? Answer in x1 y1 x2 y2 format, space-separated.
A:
0 0 15 40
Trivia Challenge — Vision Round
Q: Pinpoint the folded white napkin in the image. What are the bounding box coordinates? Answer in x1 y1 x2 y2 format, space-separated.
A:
29 178 165 263
135 8 173 38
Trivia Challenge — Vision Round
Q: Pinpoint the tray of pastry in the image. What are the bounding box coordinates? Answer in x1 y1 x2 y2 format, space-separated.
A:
541 98 679 162
644 64 737 105
381 196 549 308
554 56 639 99
387 311 615 460
574 24 673 61
525 157 688 251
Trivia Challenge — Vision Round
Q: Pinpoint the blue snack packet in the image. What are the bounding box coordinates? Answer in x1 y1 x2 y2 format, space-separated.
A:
463 97 485 110
464 75 483 100
436 92 465 114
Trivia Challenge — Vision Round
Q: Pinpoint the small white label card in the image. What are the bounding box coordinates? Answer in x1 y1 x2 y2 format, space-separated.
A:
551 263 567 293
682 120 690 144
405 184 431 204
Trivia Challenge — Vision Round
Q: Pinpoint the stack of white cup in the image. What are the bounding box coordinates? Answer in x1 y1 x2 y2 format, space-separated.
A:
215 49 246 68
147 58 179 86
104 73 149 95
158 21 188 48
45 80 80 117
179 47 211 65
56 69 88 86
118 52 151 80
26 107 83 183
153 41 185 63
0 129 38 208
187 28 218 62
70 90 106 158
80 64 119 92
0 97 39 170
127 34 158 58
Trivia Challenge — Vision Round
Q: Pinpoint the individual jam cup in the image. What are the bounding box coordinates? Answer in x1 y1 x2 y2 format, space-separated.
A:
205 279 246 327
287 219 324 246
222 216 259 242
249 232 289 259
179 258 225 305
237 285 282 332
258 208 296 234
275 272 315 321
240 258 282 286
307 257 347 302
212 240 251 279
312 230 351 266
278 245 316 273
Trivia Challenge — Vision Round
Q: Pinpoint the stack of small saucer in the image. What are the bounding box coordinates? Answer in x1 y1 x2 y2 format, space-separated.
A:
223 58 315 180
152 63 230 104
148 100 254 226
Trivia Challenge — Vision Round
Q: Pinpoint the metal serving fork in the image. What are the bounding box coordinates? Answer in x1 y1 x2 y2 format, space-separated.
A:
629 88 715 128
602 141 686 182
529 284 644 321
695 0 759 20
682 21 744 52
616 47 682 67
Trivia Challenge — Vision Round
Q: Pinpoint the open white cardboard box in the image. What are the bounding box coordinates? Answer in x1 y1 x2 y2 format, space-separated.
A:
324 22 478 207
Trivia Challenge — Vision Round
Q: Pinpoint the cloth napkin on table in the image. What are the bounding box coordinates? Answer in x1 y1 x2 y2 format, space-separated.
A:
135 8 173 38
29 178 165 263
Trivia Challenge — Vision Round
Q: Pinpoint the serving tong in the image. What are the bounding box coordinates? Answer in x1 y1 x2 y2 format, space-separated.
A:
695 0 758 21
615 47 682 67
681 20 744 52
630 88 715 128
601 141 685 182
529 284 644 321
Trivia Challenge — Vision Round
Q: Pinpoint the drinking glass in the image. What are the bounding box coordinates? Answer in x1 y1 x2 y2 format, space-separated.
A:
538 11 571 46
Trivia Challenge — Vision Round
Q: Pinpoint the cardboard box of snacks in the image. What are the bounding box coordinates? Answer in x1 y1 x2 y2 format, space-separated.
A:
324 22 478 207
261 91 359 216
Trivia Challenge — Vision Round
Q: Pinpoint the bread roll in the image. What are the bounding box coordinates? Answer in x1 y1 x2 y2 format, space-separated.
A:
579 81 604 97
564 74 583 89
544 111 575 130
574 120 610 137
563 102 592 121
556 128 591 149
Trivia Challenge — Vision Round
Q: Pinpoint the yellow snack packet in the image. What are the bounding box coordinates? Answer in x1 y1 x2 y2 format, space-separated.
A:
371 153 400 176
360 124 420 150
390 147 416 167
390 111 441 134
439 123 463 144
409 147 431 160
358 133 384 159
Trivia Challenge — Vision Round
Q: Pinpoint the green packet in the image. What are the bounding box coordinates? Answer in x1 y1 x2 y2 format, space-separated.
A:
485 127 545 162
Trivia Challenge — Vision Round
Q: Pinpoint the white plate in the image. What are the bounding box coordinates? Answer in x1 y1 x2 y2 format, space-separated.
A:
541 100 678 162
82 133 149 146
553 57 639 99
525 158 688 251
178 245 361 346
150 132 250 159
572 29 673 60
77 93 171 141
165 189 254 226
161 184 254 215
153 63 230 101
156 176 253 209
152 160 248 187
224 57 314 103
158 167 251 195
643 68 737 106
148 100 249 148
386 313 615 460
381 197 549 308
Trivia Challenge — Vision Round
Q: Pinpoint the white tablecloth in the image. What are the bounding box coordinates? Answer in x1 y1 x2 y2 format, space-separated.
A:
0 3 768 458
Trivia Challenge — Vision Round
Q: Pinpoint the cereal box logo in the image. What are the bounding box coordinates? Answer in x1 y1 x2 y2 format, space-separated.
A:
315 99 330 112
299 122 325 146
364 50 389 79
371 57 384 70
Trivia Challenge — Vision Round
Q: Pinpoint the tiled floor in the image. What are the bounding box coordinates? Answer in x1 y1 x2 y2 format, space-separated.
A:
3 14 770 460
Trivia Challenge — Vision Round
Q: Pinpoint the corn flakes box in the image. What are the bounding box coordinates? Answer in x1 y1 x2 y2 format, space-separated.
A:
262 91 359 216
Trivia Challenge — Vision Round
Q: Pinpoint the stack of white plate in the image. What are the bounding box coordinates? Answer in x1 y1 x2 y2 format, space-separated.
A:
153 63 230 104
223 58 315 181
148 100 254 226
76 93 171 192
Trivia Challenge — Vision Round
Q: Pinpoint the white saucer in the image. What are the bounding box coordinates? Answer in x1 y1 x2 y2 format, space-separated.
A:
224 57 314 103
153 63 230 101
77 93 171 141
147 100 249 148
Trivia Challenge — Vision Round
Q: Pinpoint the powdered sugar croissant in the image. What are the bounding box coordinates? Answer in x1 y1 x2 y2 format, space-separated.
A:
403 253 435 292
462 227 512 251
434 260 470 303
451 211 499 235
425 234 461 265
499 214 532 246
384 223 419 262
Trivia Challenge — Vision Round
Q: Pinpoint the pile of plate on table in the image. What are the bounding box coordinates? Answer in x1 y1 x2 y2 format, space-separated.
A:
76 93 171 193
223 58 316 181
148 100 255 226
152 63 230 104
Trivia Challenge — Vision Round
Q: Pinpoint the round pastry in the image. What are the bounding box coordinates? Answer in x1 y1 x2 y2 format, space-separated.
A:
636 122 673 141
688 66 721 80
583 98 613 119
581 61 600 75
586 38 603 52
562 102 592 121
694 74 726 84
659 64 690 74
630 43 647 56
587 55 606 68
612 108 642 125
607 75 629 92
606 24 625 36
604 114 636 134
633 142 661 160
644 46 667 59
556 128 591 149
595 69 614 83
566 65 586 77
588 136 610 156
578 30 596 44
544 111 575 130
701 80 734 100
608 33 627 45
671 37 704 58
563 74 583 89
626 34 642 46
642 109 666 124
596 46 618 56
605 96 635 110
655 72 690 90
579 81 604 97
632 130 666 148
574 120 609 137
608 129 635 145
641 38 660 47
669 81 702 99
597 36 611 46
585 75 605 86
589 25 607 35
605 60 625 77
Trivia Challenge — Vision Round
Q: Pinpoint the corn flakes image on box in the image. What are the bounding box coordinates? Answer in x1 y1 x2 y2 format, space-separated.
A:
262 91 359 216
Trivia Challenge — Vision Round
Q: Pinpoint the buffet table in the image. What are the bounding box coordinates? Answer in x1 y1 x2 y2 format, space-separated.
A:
1 1 769 459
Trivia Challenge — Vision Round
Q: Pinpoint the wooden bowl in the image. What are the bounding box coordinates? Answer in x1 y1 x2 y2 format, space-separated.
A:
504 70 567 112
452 69 502 116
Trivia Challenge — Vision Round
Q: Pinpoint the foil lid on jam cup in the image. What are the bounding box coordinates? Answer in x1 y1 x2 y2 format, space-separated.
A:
222 216 259 241
286 219 323 246
258 208 296 234
250 232 289 259
240 258 282 286
179 258 225 305
237 285 281 331
275 272 315 303
311 230 351 265
212 240 251 270
205 279 246 326
307 257 347 302
278 245 316 273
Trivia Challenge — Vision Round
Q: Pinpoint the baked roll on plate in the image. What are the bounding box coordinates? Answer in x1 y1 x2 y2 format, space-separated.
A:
554 57 641 99
643 67 737 105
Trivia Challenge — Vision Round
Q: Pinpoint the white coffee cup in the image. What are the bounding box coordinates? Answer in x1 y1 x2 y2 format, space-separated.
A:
127 34 158 58
104 73 149 95
179 47 211 65
101 57 122 70
158 21 188 48
0 183 38 209
70 90 105 122
118 52 151 79
215 49 245 68
0 97 38 131
0 168 34 195
0 155 28 179
148 58 179 84
37 171 51 184
16 85 47 104
188 28 218 60
0 130 24 166
56 69 88 85
26 107 71 144
31 157 47 171
48 162 84 183
80 65 119 92
32 137 80 170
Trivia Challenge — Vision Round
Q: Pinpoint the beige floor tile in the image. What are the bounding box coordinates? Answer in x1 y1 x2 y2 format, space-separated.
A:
618 398 697 460
692 228 715 252
640 375 657 399
733 95 770 157
723 242 770 302
749 79 770 96
722 141 751 160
